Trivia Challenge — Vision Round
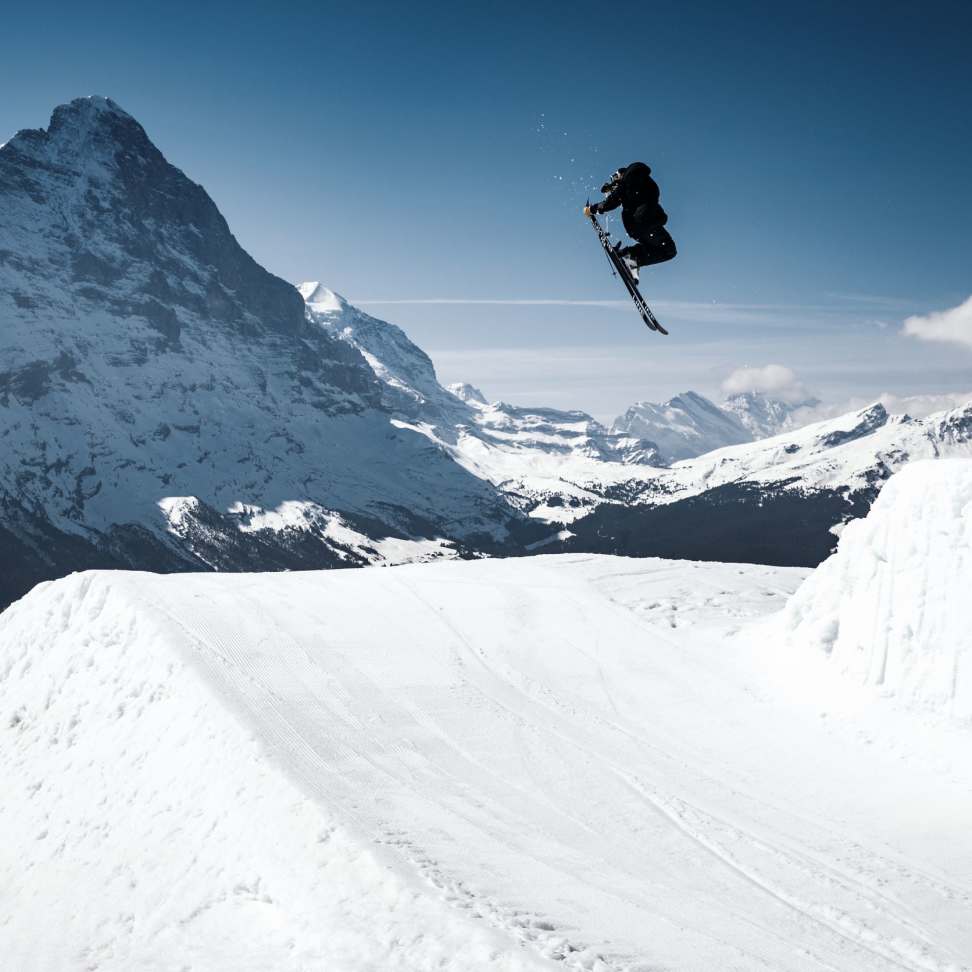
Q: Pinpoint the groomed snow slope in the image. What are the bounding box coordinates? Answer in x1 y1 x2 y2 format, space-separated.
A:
0 571 555 972
3 554 971 971
768 458 972 723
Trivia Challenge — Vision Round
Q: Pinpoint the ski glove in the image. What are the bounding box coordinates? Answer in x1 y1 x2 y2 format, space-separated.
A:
587 202 599 215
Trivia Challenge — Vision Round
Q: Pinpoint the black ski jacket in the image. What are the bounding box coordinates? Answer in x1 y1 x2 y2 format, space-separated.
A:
591 162 668 237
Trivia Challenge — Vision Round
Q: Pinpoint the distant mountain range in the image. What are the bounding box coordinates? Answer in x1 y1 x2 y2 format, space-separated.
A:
612 389 820 462
311 282 972 563
2 96 970 609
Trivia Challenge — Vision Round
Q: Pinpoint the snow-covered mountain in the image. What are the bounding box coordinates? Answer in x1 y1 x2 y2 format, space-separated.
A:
563 400 972 564
304 281 972 562
0 97 529 609
722 388 819 438
301 283 660 518
611 388 819 462
300 282 461 422
612 390 752 461
302 282 657 464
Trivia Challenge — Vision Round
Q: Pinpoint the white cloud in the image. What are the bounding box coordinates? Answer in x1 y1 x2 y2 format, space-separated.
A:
903 296 972 350
873 390 972 417
720 364 811 404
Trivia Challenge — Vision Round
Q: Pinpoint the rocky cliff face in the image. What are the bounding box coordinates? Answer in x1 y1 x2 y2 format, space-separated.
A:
1 98 347 350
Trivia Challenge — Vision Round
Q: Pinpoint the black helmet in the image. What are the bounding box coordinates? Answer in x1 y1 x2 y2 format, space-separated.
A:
600 166 627 193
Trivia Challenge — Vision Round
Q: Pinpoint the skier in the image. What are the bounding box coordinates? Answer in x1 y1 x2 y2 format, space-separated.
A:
583 162 676 283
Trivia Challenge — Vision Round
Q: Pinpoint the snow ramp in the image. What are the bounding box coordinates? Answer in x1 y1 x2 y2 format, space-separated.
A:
774 458 972 723
0 571 556 972
2 555 971 971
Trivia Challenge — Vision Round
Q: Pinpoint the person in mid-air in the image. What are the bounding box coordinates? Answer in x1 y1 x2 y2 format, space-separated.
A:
584 162 676 283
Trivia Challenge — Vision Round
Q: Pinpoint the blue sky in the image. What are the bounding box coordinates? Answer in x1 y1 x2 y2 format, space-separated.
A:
2 0 971 419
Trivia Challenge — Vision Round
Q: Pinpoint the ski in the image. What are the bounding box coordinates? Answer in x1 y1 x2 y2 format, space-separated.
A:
587 209 668 335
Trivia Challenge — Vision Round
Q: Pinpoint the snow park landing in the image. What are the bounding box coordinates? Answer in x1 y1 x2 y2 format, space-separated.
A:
3 462 972 969
3 5 972 970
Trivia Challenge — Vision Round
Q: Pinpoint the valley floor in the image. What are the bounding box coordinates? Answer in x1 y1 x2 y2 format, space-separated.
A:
2 555 970 971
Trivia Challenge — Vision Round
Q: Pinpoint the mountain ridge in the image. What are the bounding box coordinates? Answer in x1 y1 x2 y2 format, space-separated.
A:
303 280 972 563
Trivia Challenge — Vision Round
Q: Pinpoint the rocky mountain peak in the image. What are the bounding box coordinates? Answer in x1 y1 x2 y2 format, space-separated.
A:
54 95 133 122
10 96 142 162
612 391 752 463
722 389 821 439
1 95 307 341
49 96 138 138
299 282 349 314
448 382 488 406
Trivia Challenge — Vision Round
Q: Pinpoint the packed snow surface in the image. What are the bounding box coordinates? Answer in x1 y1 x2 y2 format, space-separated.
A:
3 550 971 970
768 458 972 723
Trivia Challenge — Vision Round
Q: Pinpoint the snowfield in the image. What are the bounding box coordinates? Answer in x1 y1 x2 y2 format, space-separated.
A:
3 463 971 971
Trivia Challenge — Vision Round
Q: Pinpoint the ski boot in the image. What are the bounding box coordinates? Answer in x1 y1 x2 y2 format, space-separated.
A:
613 243 640 284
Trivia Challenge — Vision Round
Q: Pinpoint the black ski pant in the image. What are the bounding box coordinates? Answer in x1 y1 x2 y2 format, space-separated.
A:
623 225 677 268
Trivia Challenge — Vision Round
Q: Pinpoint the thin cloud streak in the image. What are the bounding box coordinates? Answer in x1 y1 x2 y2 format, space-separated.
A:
354 298 634 307
351 296 926 330
823 292 917 308
354 297 879 310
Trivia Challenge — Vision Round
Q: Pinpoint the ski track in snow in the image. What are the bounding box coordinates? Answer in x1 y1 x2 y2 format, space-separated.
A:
2 552 971 971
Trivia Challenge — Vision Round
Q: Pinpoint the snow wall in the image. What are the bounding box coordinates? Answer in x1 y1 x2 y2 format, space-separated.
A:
775 458 972 723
